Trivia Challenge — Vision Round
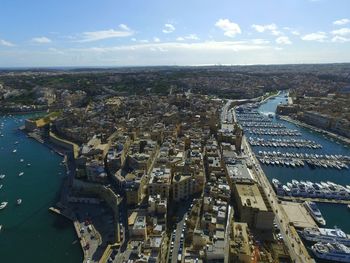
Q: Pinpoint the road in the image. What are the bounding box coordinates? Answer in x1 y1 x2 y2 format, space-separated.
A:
242 134 315 263
228 105 314 263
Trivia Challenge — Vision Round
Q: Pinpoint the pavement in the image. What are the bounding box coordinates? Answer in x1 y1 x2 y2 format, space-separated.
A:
242 136 315 263
73 203 117 263
167 200 193 263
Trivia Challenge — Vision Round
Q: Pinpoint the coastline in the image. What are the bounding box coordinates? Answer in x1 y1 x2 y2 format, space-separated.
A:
20 127 86 262
279 115 350 146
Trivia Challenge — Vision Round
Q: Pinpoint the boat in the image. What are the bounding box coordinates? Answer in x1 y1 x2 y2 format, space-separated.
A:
18 172 24 176
27 163 31 167
304 201 326 226
311 242 350 262
0 174 5 179
348 204 350 210
16 199 22 205
0 184 2 189
12 149 17 153
0 201 8 210
20 159 24 162
299 227 350 246
0 225 2 231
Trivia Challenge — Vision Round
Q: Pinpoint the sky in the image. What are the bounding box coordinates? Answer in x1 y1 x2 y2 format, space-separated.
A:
1 0 350 67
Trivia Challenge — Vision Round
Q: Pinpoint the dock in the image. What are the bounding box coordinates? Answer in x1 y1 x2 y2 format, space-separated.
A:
280 201 317 229
279 196 350 205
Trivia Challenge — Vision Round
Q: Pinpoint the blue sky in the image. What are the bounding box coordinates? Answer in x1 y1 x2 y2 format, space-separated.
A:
1 0 350 67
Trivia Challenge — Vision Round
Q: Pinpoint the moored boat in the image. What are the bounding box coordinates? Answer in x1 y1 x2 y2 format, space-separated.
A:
304 201 326 226
311 242 350 262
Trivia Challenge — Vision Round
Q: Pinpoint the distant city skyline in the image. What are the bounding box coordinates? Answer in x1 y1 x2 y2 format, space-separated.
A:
1 0 350 67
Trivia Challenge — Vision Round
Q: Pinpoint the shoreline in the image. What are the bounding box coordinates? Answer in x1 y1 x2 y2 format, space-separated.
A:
20 128 86 262
279 115 350 147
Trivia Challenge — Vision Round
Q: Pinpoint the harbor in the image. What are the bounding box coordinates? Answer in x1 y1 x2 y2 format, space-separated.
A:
0 114 82 263
236 91 350 263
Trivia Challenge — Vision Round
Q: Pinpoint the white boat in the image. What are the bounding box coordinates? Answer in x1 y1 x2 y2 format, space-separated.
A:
304 201 326 226
311 242 350 262
12 149 17 153
17 199 22 205
27 163 31 167
18 172 24 176
0 201 8 210
299 227 350 246
0 174 5 179
0 184 2 189
20 159 24 162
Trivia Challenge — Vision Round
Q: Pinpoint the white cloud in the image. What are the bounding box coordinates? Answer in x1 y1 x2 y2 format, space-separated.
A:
331 36 350 43
251 39 270 45
73 40 269 54
333 18 350 26
251 23 281 36
162 24 175 34
78 24 134 42
176 34 200 41
0 39 15 47
32 36 52 44
139 39 149 43
301 32 327 42
276 36 292 45
331 28 350 36
215 19 241 37
119 24 131 31
131 38 137 42
153 37 160 42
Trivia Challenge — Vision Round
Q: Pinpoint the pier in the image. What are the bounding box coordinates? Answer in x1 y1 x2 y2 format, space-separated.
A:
279 196 350 205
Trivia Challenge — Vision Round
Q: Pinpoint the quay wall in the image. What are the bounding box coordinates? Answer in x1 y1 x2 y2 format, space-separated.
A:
49 131 80 158
280 116 350 146
72 179 122 244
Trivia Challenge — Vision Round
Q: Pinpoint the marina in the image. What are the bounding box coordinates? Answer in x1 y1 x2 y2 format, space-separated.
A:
236 92 350 262
0 114 82 262
272 178 350 201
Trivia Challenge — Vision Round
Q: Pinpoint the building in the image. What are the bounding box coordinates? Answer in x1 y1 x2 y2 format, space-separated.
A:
233 182 274 230
229 222 255 263
148 167 171 199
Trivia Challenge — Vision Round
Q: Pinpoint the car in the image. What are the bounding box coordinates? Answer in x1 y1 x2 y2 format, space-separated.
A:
80 227 85 233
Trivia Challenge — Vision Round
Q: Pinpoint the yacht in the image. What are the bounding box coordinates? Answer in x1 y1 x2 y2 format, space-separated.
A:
311 242 350 262
0 174 5 179
12 149 17 153
304 201 326 226
17 199 22 205
299 227 350 246
0 201 8 210
0 184 2 189
20 159 24 162
19 172 24 176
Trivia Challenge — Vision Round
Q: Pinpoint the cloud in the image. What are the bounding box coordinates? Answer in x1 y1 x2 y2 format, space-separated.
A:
276 36 292 45
73 40 269 54
251 23 281 36
0 39 15 47
331 36 350 43
153 37 160 42
331 28 350 36
78 24 134 42
333 18 350 26
301 32 327 42
32 36 52 44
251 39 270 45
162 24 175 34
215 19 241 37
176 34 200 41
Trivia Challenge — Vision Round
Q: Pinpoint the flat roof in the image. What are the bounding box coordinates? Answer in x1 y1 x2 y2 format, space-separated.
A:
280 201 318 229
235 183 268 211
